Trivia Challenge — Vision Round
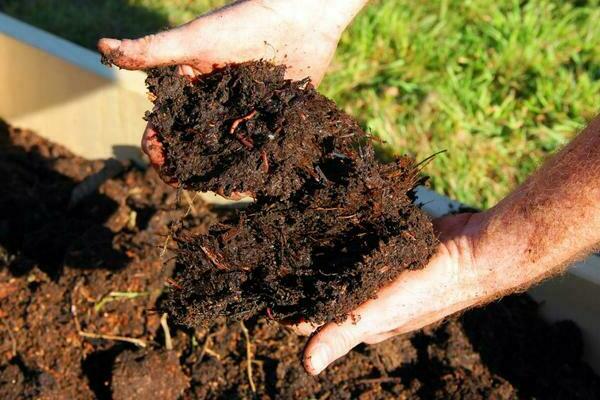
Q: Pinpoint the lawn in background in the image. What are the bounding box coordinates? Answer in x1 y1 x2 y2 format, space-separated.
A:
2 0 599 208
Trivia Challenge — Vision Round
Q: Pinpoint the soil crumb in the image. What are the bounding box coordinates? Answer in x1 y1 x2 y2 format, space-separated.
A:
112 349 189 400
1 122 599 398
145 61 437 327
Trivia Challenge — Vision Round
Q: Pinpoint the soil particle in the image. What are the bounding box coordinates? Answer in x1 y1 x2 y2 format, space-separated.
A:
145 62 438 327
112 349 189 400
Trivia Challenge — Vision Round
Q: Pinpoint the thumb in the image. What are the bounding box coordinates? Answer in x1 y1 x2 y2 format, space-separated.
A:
98 25 191 70
303 318 367 375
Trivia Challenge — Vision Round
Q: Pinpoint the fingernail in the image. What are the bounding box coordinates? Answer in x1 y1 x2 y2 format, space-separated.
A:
102 38 121 51
309 344 331 374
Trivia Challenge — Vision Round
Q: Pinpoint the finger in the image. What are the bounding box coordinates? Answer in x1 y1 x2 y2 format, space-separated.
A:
141 124 179 187
303 316 370 375
362 331 397 345
98 25 192 70
177 64 200 79
141 124 166 168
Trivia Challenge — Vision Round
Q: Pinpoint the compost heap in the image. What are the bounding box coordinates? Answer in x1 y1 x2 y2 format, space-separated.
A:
144 61 437 328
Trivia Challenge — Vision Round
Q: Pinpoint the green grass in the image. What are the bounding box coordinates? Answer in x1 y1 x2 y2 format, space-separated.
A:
2 0 599 208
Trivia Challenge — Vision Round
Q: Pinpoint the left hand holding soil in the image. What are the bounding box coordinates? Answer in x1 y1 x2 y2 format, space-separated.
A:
301 213 487 374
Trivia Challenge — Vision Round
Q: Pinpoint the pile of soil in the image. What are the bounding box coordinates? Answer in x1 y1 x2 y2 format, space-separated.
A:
145 62 437 327
1 122 600 399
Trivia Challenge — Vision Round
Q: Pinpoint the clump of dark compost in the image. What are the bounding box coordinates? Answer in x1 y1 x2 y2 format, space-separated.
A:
112 350 189 400
145 62 438 327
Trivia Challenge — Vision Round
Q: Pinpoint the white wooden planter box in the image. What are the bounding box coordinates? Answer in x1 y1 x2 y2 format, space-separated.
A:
2 12 600 372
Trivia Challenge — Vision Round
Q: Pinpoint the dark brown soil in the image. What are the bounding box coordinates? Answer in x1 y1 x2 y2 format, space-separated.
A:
0 120 213 399
112 350 189 399
145 62 437 327
1 122 600 399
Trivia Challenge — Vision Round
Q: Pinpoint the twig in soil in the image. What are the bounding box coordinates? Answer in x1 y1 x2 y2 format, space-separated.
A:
160 313 173 350
331 151 349 159
0 319 17 357
183 191 199 217
260 150 269 173
240 321 257 393
197 331 222 363
78 331 147 348
197 335 210 363
356 377 403 385
160 234 171 258
204 348 222 360
94 291 149 312
313 207 342 211
71 305 147 348
318 392 331 400
199 245 228 270
166 278 183 290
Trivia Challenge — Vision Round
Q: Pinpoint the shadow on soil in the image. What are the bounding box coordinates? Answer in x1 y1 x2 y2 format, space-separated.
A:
0 120 129 279
462 295 600 399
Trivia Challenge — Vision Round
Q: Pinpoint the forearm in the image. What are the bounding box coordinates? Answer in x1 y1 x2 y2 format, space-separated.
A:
475 115 600 293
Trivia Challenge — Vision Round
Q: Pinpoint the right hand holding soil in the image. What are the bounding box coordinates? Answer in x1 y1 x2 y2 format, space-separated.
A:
98 0 364 176
298 212 500 374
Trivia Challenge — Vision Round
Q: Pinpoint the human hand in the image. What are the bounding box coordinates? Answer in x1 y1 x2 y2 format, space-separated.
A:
98 0 353 82
98 0 364 182
299 212 515 375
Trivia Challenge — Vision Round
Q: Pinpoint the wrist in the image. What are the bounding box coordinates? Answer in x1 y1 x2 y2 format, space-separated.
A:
469 208 541 299
430 213 494 305
433 211 528 306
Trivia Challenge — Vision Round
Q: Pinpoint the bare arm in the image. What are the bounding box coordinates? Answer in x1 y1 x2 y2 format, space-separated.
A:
475 115 600 296
302 116 600 374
